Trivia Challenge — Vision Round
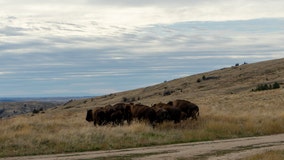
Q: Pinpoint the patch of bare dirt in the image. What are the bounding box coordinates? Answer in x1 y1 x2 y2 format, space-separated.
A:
2 134 284 160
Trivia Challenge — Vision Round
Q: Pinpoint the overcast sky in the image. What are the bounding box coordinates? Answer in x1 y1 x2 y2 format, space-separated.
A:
1 0 284 97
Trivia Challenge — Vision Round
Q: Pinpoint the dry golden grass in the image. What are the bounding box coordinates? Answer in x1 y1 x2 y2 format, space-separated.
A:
1 89 284 157
1 58 284 157
241 150 284 160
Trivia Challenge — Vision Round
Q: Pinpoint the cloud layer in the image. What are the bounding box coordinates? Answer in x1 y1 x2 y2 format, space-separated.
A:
2 0 284 25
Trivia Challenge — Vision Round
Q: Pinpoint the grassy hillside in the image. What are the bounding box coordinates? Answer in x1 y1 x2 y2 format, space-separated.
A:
0 58 284 157
62 57 284 108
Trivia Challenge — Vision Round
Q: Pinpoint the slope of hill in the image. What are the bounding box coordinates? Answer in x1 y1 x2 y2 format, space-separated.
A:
61 58 284 109
1 58 284 158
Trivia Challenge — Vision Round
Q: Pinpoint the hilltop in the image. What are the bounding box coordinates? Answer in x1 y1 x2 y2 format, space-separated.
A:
61 58 284 109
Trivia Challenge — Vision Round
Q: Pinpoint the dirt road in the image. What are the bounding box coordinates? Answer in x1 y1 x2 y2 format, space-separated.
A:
3 134 284 160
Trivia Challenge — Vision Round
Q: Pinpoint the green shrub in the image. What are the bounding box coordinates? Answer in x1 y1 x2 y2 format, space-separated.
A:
252 82 280 92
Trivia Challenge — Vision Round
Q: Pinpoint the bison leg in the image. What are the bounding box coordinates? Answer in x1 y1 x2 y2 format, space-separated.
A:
191 110 199 120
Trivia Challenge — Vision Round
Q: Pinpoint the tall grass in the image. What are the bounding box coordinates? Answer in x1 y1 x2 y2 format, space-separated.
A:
0 90 284 157
241 150 284 160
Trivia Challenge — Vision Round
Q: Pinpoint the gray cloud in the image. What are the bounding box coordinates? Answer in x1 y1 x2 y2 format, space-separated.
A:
0 26 27 36
85 0 284 20
2 1 284 26
86 0 201 7
0 15 283 97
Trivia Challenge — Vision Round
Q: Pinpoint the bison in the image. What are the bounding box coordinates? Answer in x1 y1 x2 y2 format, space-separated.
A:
168 99 199 120
101 105 122 126
111 103 132 125
85 107 107 126
85 109 93 122
152 102 182 123
130 103 157 127
152 107 169 123
86 103 133 126
86 100 199 127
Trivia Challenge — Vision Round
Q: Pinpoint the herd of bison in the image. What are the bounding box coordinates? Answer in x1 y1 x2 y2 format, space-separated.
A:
86 99 199 127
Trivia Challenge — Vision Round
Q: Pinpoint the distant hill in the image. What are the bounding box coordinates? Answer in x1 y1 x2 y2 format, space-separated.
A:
0 97 93 103
0 101 59 119
60 58 284 109
0 97 92 118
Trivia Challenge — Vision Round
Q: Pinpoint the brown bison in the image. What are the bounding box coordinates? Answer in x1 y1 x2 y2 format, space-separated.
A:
130 103 157 127
152 102 181 123
168 99 199 120
111 103 132 125
86 109 93 122
86 103 133 126
86 107 106 126
152 106 169 123
102 105 123 126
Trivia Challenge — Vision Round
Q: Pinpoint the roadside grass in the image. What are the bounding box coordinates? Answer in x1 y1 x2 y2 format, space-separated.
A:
0 91 284 157
241 150 284 160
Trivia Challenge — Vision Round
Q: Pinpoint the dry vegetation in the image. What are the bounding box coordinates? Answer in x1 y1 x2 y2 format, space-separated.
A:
241 150 284 160
1 58 284 157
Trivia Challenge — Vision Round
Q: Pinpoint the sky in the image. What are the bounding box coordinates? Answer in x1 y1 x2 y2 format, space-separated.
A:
0 0 284 97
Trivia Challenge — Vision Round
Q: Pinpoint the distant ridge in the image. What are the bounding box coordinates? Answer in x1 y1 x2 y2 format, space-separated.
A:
0 96 93 118
0 96 93 103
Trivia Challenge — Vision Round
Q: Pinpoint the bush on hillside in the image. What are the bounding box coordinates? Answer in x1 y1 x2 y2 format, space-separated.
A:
122 96 139 102
252 82 280 92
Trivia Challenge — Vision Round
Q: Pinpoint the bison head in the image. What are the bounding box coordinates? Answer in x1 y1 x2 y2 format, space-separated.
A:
86 109 93 122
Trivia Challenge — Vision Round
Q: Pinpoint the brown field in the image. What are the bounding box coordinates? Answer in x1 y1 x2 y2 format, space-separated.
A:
0 58 284 157
241 150 284 160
